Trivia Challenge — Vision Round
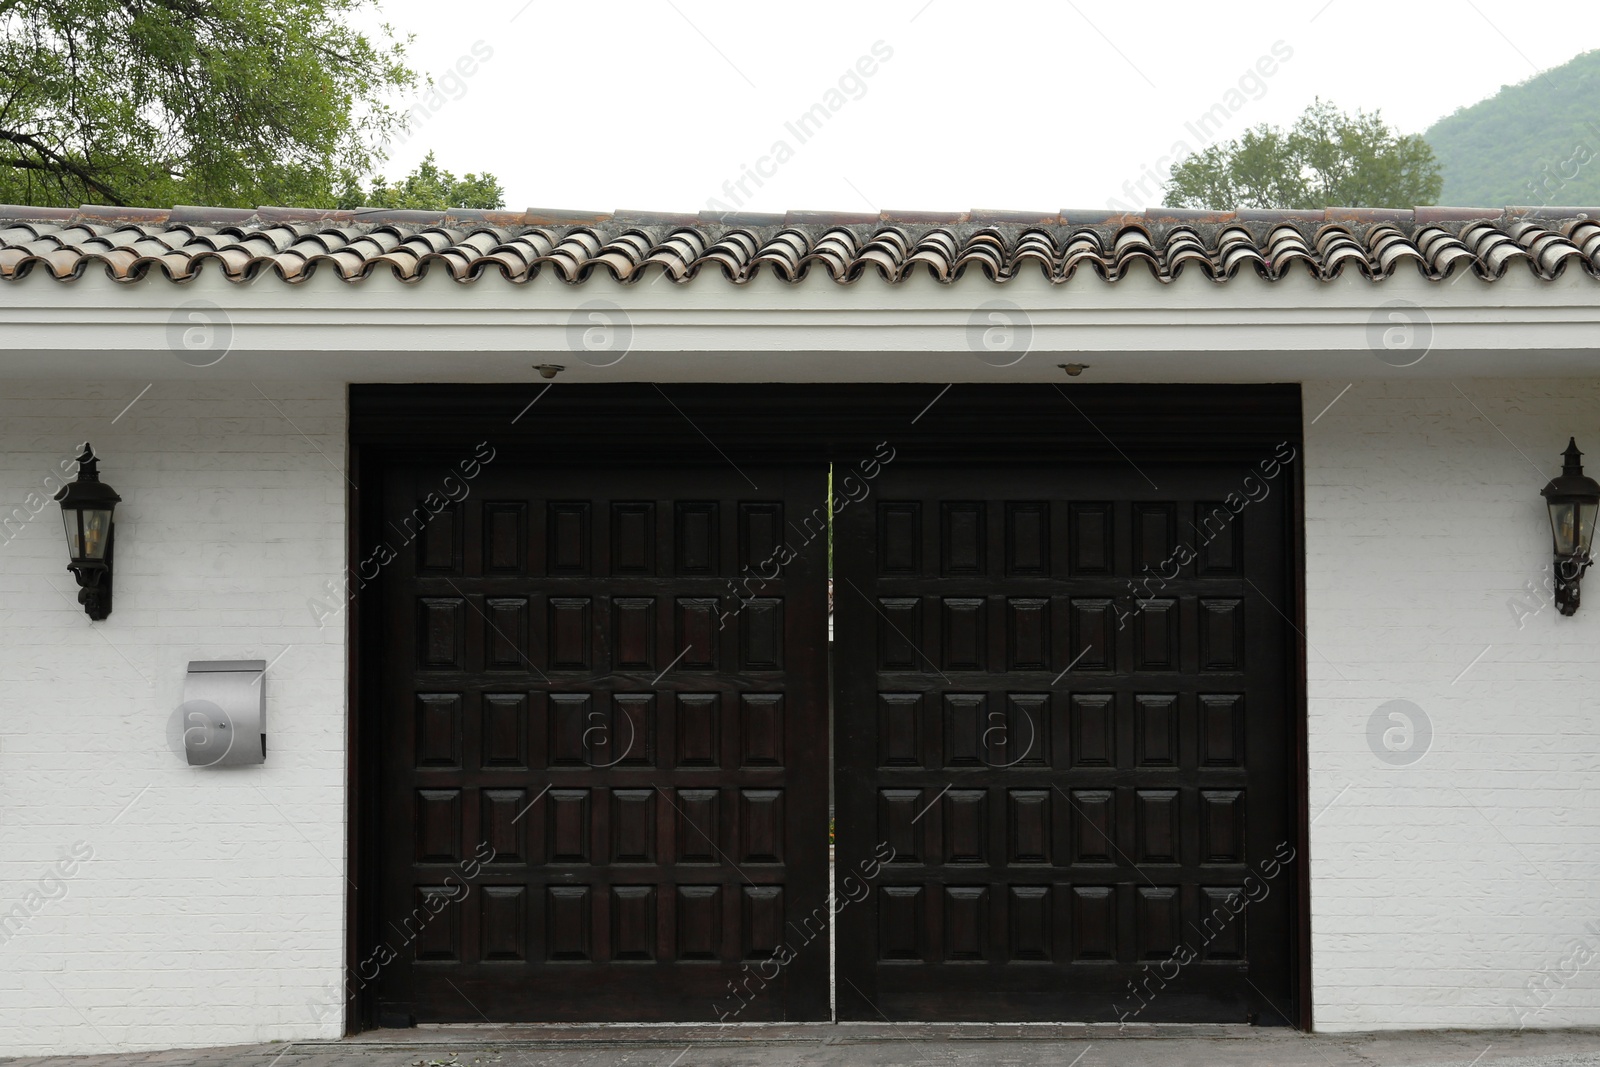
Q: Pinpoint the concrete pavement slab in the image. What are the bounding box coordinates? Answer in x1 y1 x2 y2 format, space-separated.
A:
3 1026 1598 1067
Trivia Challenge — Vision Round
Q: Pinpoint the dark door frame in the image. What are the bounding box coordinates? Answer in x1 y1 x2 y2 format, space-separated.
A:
346 383 1313 1032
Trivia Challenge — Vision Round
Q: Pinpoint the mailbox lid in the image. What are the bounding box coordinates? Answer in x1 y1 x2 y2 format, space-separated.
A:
188 659 268 673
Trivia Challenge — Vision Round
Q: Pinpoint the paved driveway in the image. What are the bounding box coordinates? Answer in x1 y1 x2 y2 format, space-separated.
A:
3 1025 1599 1067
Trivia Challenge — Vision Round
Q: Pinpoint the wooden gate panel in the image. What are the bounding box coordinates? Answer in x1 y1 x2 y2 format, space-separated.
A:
834 462 1295 1023
372 463 830 1022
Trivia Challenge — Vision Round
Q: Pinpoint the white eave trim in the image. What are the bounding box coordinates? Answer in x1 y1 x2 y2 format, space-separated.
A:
0 266 1597 383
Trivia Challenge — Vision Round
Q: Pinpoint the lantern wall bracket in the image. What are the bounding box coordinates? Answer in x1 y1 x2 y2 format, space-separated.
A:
73 558 112 621
1554 557 1588 616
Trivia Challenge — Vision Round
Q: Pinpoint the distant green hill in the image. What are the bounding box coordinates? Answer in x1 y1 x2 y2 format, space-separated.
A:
1424 49 1600 207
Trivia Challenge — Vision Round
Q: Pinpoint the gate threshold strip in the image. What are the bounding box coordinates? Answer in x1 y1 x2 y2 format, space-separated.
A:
340 1021 1258 1047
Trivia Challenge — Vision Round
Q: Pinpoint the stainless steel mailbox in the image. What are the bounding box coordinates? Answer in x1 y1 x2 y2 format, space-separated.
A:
182 659 266 766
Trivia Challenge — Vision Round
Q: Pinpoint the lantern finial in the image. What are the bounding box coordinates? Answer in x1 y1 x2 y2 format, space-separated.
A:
1562 437 1584 477
77 443 99 478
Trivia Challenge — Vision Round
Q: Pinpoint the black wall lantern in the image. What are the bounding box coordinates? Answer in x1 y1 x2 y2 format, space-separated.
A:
55 443 121 621
1541 438 1600 617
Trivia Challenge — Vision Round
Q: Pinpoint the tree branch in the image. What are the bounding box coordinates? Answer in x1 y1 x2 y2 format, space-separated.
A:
0 128 126 204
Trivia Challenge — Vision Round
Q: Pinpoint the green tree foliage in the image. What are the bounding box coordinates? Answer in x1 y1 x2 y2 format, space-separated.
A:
1424 50 1600 207
1164 100 1443 210
337 151 503 210
0 0 415 207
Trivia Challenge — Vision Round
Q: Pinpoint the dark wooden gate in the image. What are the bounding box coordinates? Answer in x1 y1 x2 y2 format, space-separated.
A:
832 457 1297 1023
352 384 1305 1028
369 458 830 1022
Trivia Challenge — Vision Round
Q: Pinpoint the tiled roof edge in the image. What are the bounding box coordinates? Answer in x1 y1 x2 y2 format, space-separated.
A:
2 206 1596 286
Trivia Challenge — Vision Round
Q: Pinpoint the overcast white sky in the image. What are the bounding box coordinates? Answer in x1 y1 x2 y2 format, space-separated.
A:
354 0 1599 213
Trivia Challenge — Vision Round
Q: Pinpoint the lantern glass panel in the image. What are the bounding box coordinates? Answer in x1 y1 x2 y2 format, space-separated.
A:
1549 501 1592 557
61 509 80 558
1550 502 1578 555
82 509 112 560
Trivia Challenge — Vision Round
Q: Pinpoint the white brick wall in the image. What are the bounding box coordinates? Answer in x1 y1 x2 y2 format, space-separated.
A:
3 373 1598 1052
1304 377 1600 1031
0 381 347 1055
